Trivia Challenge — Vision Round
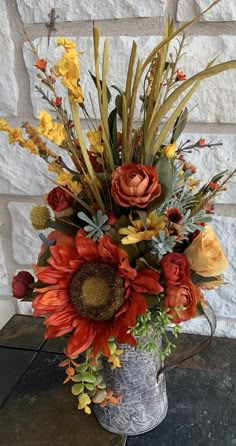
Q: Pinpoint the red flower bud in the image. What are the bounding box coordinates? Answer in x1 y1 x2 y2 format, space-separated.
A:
47 186 72 212
12 271 34 299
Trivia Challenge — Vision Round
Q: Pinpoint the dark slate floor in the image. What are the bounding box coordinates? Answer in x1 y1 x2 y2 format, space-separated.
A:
0 315 235 446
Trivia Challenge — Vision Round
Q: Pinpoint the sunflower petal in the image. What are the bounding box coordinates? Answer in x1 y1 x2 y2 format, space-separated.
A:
66 319 96 357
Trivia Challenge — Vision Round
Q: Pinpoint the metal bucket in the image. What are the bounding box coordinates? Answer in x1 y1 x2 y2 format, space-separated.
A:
93 340 168 436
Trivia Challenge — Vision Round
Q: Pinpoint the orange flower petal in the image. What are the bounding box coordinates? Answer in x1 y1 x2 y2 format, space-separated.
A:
75 233 99 261
66 319 96 357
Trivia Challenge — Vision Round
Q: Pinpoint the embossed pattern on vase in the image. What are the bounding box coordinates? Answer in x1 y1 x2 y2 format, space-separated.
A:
93 341 168 435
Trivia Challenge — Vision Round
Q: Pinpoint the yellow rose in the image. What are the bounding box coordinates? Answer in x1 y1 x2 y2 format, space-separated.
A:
162 142 177 159
184 225 227 277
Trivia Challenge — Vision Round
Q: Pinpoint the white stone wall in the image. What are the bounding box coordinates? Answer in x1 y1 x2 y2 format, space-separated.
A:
0 0 235 336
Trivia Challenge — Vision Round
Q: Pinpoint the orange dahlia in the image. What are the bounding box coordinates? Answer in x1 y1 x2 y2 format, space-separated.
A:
33 232 163 357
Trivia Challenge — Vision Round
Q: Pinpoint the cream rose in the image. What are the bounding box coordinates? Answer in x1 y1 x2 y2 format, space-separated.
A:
184 226 227 277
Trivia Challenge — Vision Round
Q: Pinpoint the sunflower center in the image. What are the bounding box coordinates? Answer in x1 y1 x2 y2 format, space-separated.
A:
70 261 126 321
82 277 110 306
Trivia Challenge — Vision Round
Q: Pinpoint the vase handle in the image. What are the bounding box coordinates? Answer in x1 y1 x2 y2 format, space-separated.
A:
157 301 216 377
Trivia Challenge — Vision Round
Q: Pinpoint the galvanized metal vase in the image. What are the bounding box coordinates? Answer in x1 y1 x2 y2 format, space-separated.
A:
93 340 168 436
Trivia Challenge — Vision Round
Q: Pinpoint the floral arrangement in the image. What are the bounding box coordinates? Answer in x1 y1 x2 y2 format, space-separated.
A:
1 2 235 415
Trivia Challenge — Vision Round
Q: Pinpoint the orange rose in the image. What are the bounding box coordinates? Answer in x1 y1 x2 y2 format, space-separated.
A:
163 281 201 324
111 163 161 208
184 225 227 277
161 252 190 287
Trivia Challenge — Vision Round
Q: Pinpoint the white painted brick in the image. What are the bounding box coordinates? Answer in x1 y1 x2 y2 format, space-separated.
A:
16 0 167 23
8 202 47 265
23 36 236 124
0 235 11 295
0 0 19 116
0 300 15 329
177 0 236 22
0 132 54 195
182 317 236 338
15 300 33 316
182 133 236 204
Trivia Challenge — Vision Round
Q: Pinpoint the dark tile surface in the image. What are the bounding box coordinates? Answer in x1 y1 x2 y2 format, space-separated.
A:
0 315 45 350
127 368 236 446
41 336 67 353
165 333 236 374
0 347 36 407
0 351 126 446
0 317 235 446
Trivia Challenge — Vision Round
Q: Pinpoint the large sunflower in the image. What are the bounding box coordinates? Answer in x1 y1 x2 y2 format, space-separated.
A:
33 231 163 357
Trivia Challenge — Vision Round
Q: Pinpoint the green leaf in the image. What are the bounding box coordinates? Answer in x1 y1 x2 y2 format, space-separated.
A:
148 158 173 210
94 375 103 386
89 365 99 372
21 292 35 302
191 272 219 284
92 389 107 404
79 393 91 406
37 246 51 267
108 108 119 165
71 374 83 382
75 364 89 373
97 381 106 389
124 40 137 108
111 85 123 96
71 383 84 395
84 383 95 391
50 218 78 235
79 372 97 383
171 107 188 143
149 59 236 153
211 170 228 183
115 94 123 119
153 79 201 152
89 70 111 103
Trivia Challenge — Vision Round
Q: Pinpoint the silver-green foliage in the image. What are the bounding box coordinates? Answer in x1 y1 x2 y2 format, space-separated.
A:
78 210 111 240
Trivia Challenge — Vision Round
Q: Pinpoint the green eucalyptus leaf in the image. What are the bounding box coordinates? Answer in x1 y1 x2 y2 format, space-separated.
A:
97 381 106 389
79 372 97 383
92 389 107 404
71 383 84 395
95 375 103 386
72 374 82 382
76 364 89 373
84 383 95 391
